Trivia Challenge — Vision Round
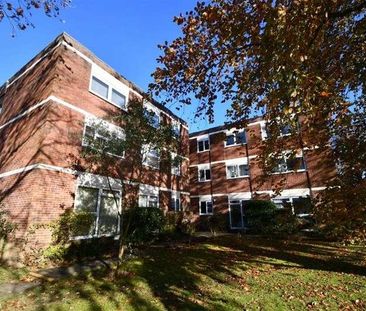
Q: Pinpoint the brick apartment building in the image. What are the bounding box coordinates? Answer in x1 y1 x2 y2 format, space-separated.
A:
189 121 336 230
0 33 190 246
0 33 336 251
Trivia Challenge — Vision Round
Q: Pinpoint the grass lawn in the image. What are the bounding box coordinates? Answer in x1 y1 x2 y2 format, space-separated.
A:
0 236 365 310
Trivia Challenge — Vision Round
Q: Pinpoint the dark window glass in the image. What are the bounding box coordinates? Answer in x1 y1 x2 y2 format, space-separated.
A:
236 131 246 144
205 169 211 180
207 202 213 214
204 139 210 150
226 135 235 146
287 157 305 171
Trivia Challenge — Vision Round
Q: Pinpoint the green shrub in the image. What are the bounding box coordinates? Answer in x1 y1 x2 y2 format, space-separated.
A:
245 200 299 235
51 209 94 245
0 204 16 241
245 200 277 233
123 207 165 244
200 214 227 234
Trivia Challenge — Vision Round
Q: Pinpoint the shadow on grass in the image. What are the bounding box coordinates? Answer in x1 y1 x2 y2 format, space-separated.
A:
2 236 365 311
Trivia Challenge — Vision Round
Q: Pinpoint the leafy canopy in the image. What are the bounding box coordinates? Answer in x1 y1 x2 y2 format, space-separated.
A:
0 0 70 34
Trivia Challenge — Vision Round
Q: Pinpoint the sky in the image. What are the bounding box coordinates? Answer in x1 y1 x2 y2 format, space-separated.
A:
0 0 229 132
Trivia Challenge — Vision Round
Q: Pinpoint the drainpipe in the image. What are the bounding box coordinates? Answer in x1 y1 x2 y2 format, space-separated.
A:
244 138 253 198
297 120 313 200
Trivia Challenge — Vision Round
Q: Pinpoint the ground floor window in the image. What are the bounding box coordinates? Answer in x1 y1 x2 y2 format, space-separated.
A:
229 200 248 229
272 197 312 216
199 200 213 215
170 192 181 212
139 194 159 208
74 186 121 237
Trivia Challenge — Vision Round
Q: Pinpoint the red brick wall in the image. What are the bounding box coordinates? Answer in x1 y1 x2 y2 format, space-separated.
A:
0 169 76 246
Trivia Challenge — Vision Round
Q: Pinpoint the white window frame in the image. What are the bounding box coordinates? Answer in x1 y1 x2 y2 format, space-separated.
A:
271 152 306 174
226 163 249 179
199 199 213 215
89 64 129 111
224 130 246 147
138 184 159 208
143 101 160 129
171 152 181 176
198 164 211 182
170 191 181 212
172 121 181 138
197 137 210 153
142 144 160 170
82 117 126 158
73 174 122 240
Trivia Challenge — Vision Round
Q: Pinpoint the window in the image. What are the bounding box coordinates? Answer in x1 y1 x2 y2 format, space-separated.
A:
272 154 306 173
200 201 213 215
144 108 160 128
229 200 248 228
142 145 160 169
171 154 181 176
172 122 180 138
225 131 246 146
280 124 292 136
199 167 211 182
139 194 159 208
74 186 120 237
170 192 181 212
226 164 249 178
0 95 3 114
91 76 109 99
90 74 128 110
197 138 210 152
82 118 125 157
111 89 126 109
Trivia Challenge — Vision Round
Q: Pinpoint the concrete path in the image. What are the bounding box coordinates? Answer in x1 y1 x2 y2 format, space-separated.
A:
0 281 40 296
0 259 114 298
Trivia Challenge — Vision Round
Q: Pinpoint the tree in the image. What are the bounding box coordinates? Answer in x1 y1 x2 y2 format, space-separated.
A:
0 0 70 34
79 94 181 272
150 0 366 239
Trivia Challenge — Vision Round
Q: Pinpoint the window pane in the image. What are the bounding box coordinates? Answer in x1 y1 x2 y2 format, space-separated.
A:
205 169 211 180
74 187 98 236
226 135 235 146
99 190 119 235
207 202 213 214
200 201 207 214
293 197 312 215
239 165 248 176
281 125 292 135
91 77 109 99
75 187 98 213
139 195 148 207
287 157 305 171
173 124 180 137
198 141 204 152
204 139 210 150
176 199 180 211
149 196 158 208
236 132 246 144
199 169 205 181
0 95 4 113
111 89 126 109
227 165 237 178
